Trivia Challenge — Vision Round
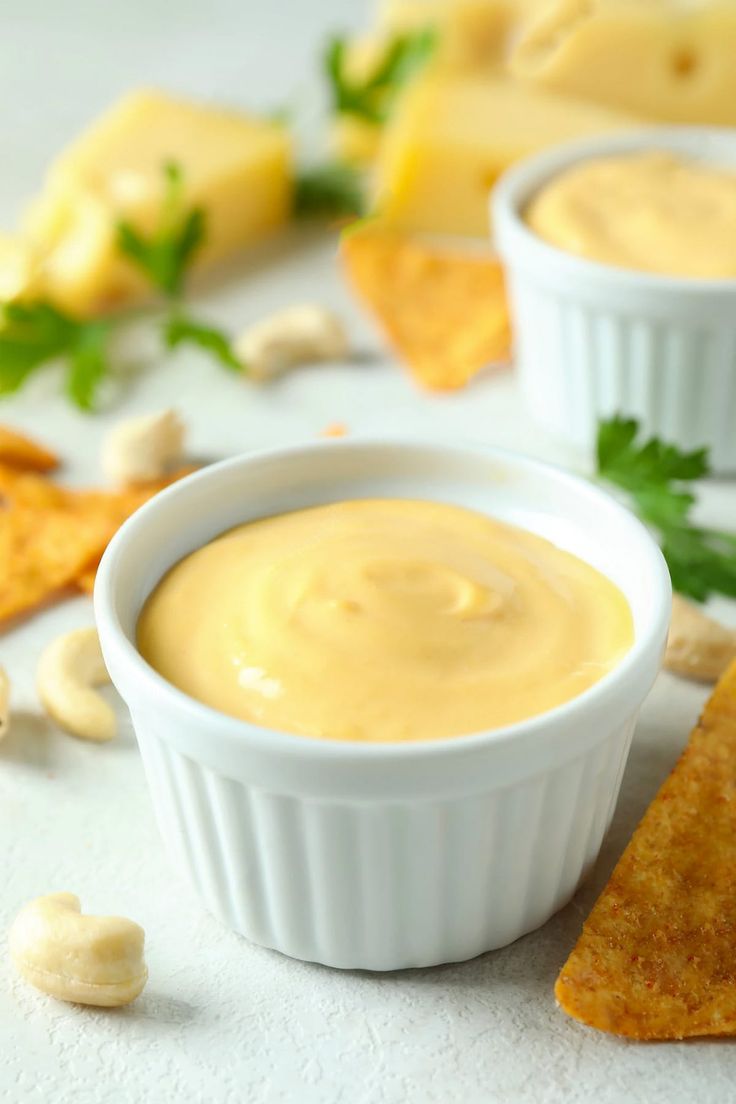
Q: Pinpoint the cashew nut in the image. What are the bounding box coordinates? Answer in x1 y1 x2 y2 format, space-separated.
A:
9 893 147 1007
235 304 349 381
0 666 9 741
101 408 185 486
37 628 116 742
665 594 736 683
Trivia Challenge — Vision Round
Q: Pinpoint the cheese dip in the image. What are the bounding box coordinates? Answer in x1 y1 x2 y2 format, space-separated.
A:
526 151 736 278
137 499 634 742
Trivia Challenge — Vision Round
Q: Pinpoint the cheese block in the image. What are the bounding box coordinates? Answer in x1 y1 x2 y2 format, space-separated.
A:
330 116 384 164
512 0 736 125
0 234 41 302
331 1 549 164
21 89 292 316
372 72 640 236
378 0 544 69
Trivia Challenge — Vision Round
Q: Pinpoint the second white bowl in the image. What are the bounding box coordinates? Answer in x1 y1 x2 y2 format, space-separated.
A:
493 127 736 473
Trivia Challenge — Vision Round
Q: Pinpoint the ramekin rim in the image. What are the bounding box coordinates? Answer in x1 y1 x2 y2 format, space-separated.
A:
492 124 736 294
94 437 672 763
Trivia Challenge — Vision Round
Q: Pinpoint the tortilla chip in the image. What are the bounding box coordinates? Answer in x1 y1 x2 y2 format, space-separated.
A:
556 660 736 1040
341 225 511 390
0 507 113 622
69 466 198 596
0 465 195 625
0 465 69 509
0 426 59 472
76 567 97 594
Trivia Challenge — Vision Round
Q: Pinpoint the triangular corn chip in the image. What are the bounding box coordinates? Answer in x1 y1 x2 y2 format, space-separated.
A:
556 660 736 1039
0 506 112 622
0 425 58 472
0 464 194 625
341 225 510 390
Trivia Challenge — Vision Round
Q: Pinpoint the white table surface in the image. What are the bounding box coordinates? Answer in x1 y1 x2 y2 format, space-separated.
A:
1 3 736 1102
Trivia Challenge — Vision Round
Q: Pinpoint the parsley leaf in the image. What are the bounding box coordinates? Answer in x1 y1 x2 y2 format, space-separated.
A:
596 414 736 602
294 161 365 219
164 313 242 372
118 161 239 377
324 27 437 125
0 163 239 408
117 162 206 297
66 319 111 410
0 301 110 410
0 301 79 393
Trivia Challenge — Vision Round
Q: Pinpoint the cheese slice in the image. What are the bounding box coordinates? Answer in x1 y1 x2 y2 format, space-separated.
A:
378 0 544 68
21 89 292 316
512 0 736 125
331 116 384 164
373 72 640 237
331 1 549 164
0 234 42 302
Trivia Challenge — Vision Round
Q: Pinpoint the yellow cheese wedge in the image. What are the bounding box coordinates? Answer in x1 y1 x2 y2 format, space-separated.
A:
21 89 292 316
373 72 640 237
512 0 736 125
331 1 549 165
330 116 384 164
0 234 42 302
378 0 544 68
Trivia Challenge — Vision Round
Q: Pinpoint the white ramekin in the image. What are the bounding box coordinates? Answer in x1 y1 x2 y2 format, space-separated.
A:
95 440 670 970
493 127 736 474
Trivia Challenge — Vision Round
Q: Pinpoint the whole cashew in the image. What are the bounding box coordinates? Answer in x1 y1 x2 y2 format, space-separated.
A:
37 628 116 742
102 408 185 486
0 666 9 741
665 594 736 683
9 893 147 1007
235 304 349 381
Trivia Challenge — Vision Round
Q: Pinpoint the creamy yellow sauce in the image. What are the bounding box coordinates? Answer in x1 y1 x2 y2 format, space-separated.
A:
137 499 634 743
526 151 736 278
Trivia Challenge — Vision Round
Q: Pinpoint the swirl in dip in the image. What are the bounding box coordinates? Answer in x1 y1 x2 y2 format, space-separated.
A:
525 151 736 278
137 499 634 742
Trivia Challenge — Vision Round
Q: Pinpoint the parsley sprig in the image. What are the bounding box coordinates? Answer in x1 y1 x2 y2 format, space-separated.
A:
309 27 436 221
163 313 241 371
597 415 736 602
117 162 239 372
0 301 112 412
0 162 240 409
117 164 205 298
324 27 436 125
294 161 365 219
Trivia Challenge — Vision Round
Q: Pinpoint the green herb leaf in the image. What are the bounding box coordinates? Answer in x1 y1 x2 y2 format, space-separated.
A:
164 313 242 372
324 27 437 125
117 161 206 297
596 414 736 602
0 165 234 408
597 414 709 487
0 301 79 393
0 301 111 410
294 161 365 219
66 320 111 411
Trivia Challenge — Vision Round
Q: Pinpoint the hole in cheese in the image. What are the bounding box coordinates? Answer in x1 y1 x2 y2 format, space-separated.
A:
671 46 699 79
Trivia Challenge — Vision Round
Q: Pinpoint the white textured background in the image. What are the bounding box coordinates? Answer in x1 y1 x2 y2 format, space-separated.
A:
1 2 736 1101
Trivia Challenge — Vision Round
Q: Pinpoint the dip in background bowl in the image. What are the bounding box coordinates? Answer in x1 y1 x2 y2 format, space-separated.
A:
493 127 736 473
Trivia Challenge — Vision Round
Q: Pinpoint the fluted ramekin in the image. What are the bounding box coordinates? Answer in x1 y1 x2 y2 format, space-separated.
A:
95 440 670 970
493 127 736 474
